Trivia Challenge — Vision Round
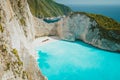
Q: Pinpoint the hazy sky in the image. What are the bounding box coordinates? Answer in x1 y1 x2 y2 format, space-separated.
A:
55 0 120 5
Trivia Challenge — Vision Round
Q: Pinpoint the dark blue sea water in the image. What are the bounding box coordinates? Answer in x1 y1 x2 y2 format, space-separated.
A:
68 5 120 22
36 40 120 80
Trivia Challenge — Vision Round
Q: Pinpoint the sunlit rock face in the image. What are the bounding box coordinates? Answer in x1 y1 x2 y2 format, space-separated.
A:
34 17 58 38
33 12 120 52
0 0 45 80
58 14 98 42
57 13 120 52
57 14 92 41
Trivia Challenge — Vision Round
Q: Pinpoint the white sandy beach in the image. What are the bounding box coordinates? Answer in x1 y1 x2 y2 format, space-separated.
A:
31 36 60 59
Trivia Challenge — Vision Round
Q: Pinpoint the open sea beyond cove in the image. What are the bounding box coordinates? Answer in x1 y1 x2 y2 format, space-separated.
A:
36 5 120 80
68 5 120 22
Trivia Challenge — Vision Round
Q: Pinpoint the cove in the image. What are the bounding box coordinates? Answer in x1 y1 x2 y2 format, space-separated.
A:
36 40 120 80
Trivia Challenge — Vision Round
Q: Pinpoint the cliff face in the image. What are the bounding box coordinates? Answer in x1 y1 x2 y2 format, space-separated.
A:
57 13 120 52
0 0 45 80
34 17 59 38
32 13 120 52
27 0 72 18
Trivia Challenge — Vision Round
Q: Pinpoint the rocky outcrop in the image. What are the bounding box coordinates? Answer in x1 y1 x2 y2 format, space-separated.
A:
57 13 120 52
0 0 45 80
34 17 58 38
33 12 120 52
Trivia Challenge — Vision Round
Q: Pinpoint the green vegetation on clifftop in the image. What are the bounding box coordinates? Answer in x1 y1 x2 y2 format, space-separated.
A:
27 0 72 18
87 14 120 30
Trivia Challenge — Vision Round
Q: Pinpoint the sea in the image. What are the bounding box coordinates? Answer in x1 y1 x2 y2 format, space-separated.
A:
36 40 120 80
68 5 120 22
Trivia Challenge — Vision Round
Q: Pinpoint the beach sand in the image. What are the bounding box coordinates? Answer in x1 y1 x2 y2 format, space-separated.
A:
31 36 60 59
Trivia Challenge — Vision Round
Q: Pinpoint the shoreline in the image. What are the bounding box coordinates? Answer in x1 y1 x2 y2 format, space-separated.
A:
31 36 60 60
31 36 59 80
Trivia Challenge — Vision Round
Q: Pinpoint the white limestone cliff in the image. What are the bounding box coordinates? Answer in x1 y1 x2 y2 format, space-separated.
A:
34 13 120 52
0 0 46 80
57 14 120 52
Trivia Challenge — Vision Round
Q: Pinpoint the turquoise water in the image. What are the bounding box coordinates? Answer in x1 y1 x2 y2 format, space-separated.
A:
36 40 120 80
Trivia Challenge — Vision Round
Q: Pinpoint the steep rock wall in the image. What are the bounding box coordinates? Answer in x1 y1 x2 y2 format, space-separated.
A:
57 13 120 52
0 0 45 80
34 17 58 38
33 13 120 52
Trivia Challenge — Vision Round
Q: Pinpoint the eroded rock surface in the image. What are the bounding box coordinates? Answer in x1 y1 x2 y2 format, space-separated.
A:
33 13 120 52
0 0 45 80
57 13 120 52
